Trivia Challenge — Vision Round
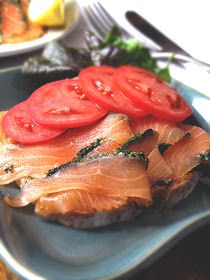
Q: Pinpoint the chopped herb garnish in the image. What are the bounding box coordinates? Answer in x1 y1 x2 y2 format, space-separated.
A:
154 179 173 187
4 165 14 174
200 148 210 162
46 139 149 177
185 132 191 138
158 143 172 154
122 151 148 168
117 129 154 153
46 138 102 177
83 151 148 167
77 138 102 158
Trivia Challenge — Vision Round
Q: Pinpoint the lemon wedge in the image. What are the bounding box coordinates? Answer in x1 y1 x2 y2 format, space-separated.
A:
28 0 65 27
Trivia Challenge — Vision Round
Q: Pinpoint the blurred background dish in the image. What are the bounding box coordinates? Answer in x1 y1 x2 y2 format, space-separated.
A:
0 0 79 57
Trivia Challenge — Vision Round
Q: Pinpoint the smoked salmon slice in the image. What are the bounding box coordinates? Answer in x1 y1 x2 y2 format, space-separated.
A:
1 0 44 44
5 153 152 211
35 190 128 216
118 129 158 157
0 114 133 185
2 0 27 43
164 124 210 179
131 116 189 145
118 129 174 184
147 148 174 185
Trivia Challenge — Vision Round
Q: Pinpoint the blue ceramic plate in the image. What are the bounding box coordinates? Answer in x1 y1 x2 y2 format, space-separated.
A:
0 67 210 280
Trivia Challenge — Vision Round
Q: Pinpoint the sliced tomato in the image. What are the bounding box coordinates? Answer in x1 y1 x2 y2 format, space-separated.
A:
113 66 192 122
2 101 66 144
79 65 148 118
27 79 107 128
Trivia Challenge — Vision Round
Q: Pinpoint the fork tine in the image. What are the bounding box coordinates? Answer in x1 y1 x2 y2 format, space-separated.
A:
97 2 129 38
96 2 119 28
84 1 129 39
84 5 107 39
92 2 117 30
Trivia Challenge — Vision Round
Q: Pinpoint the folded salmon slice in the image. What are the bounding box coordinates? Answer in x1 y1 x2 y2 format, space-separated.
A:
119 129 158 157
35 190 128 216
131 116 188 145
147 148 174 184
164 124 210 179
0 114 133 185
5 153 152 212
121 128 174 184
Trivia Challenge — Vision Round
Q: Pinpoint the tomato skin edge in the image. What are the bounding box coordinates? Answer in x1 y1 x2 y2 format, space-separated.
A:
2 102 66 145
79 66 148 118
112 66 192 122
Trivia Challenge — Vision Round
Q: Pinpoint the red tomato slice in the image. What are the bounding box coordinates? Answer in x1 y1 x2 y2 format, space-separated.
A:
79 65 148 118
113 66 192 122
2 101 66 144
27 79 107 128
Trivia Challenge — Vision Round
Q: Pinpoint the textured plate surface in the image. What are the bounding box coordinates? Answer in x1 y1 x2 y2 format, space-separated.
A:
0 68 210 280
0 0 79 57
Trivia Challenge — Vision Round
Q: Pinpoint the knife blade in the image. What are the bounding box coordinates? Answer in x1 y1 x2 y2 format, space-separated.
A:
125 11 192 56
125 10 210 73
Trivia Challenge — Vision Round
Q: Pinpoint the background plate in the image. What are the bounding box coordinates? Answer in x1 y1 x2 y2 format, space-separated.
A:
0 0 79 57
0 68 210 280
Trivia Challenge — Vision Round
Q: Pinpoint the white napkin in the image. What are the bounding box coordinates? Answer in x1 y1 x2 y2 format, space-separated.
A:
100 0 210 64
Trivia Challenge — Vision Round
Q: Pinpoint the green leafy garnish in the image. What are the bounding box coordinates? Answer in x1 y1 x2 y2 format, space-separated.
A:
22 26 171 83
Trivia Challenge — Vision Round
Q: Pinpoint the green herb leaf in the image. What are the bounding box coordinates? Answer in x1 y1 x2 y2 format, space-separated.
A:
156 67 171 83
4 165 14 174
22 26 171 83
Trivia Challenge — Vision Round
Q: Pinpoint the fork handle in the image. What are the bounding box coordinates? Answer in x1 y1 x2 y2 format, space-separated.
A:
151 51 210 72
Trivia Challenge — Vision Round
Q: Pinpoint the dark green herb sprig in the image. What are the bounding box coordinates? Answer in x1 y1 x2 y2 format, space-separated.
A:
117 129 154 153
46 138 102 177
154 179 173 188
4 165 14 174
158 143 171 155
123 151 148 168
47 150 148 178
200 148 210 162
46 134 150 177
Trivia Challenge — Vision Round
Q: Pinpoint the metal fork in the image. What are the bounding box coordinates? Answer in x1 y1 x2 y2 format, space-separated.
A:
84 2 131 39
84 2 210 132
83 1 210 70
